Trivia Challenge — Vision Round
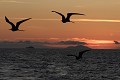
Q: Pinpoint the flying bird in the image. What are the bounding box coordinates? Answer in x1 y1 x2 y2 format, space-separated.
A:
52 11 85 23
5 16 32 31
67 50 90 60
114 41 120 44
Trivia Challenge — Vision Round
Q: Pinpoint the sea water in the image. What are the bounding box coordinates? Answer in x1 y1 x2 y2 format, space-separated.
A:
0 48 120 80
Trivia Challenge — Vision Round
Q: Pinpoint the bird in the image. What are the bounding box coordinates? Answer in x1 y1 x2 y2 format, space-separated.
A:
5 16 32 32
114 41 120 44
67 50 90 60
52 11 85 23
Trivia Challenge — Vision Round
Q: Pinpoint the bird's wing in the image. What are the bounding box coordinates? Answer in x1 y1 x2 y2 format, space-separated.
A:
16 18 32 29
5 16 15 28
78 50 90 57
52 11 66 20
66 13 85 20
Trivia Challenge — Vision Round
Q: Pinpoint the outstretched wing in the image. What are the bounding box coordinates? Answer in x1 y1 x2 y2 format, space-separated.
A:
52 11 66 20
66 13 85 20
5 16 15 28
16 18 32 29
79 50 90 57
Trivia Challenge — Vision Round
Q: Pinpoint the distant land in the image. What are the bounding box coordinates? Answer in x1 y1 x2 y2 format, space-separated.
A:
0 40 86 48
0 40 120 49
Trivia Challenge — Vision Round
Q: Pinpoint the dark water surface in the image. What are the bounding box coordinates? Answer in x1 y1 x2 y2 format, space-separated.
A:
0 48 120 80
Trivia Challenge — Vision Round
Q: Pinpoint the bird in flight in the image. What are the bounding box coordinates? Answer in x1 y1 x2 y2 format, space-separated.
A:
5 16 32 32
114 41 120 44
52 11 85 23
67 50 90 60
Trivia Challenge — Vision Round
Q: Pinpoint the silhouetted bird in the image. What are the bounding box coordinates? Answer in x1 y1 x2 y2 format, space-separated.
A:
5 16 31 31
52 11 85 23
114 41 120 44
67 50 90 60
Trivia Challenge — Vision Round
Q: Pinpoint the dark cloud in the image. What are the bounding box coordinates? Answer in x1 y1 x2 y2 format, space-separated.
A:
66 45 91 50
0 40 87 48
0 41 49 48
56 40 86 45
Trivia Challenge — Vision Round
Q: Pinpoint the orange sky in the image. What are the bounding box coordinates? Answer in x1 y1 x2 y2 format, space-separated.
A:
0 0 120 45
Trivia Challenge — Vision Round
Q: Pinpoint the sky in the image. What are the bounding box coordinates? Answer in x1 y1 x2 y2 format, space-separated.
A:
0 0 120 48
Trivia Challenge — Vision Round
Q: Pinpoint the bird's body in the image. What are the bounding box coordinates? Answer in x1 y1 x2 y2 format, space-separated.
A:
67 50 90 60
5 16 31 32
52 11 85 23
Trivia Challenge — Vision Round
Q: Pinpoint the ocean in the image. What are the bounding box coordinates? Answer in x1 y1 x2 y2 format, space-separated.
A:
0 48 120 80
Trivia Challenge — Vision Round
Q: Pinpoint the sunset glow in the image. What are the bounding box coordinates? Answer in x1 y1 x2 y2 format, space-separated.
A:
84 40 114 44
0 0 120 49
74 19 120 23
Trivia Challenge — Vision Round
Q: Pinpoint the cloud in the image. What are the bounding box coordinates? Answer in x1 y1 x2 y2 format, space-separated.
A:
0 40 85 48
74 19 120 23
0 0 31 4
13 37 114 44
0 40 51 48
0 17 59 22
0 38 117 48
56 40 86 45
6 17 120 23
15 37 88 43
